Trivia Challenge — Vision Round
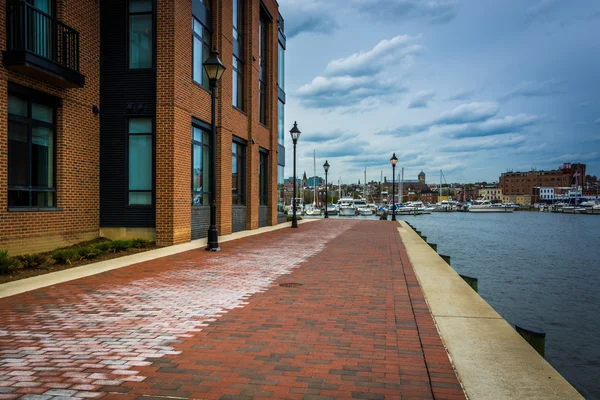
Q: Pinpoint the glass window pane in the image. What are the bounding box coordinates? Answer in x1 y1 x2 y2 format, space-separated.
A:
232 67 238 108
129 118 152 134
278 44 285 90
129 14 153 69
8 122 29 187
8 190 30 207
203 144 210 205
193 126 203 143
129 192 152 205
278 100 284 144
203 132 210 144
202 42 210 88
8 96 28 117
32 103 53 123
193 144 202 192
232 142 237 155
32 191 54 207
129 135 152 191
31 126 53 188
233 0 238 33
129 0 152 13
193 18 203 36
193 36 202 84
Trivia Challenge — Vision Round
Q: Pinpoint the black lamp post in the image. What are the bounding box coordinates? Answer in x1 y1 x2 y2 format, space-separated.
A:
203 48 226 251
390 153 398 221
323 160 330 218
290 122 301 228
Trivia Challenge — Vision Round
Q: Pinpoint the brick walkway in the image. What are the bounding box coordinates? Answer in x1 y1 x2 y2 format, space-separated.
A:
0 220 464 400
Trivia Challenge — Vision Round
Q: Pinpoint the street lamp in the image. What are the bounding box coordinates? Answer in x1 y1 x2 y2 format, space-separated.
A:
203 47 226 251
323 160 330 218
290 122 301 228
390 153 398 221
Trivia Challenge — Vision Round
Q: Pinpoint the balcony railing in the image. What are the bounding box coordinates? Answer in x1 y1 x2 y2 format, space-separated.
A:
4 0 84 87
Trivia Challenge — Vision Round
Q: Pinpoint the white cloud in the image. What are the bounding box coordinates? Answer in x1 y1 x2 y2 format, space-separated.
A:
434 102 499 125
354 0 459 24
500 79 564 101
324 35 422 77
296 35 420 109
408 90 436 108
444 114 542 139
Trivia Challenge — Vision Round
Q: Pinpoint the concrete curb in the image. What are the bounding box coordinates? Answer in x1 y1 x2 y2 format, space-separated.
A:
0 219 318 299
397 221 583 400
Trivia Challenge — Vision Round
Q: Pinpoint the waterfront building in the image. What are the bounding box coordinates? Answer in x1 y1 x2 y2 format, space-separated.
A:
539 187 555 201
500 163 586 205
0 0 286 255
479 186 502 201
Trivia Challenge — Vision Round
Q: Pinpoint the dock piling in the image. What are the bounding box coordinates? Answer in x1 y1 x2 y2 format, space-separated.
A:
459 274 478 292
515 325 546 358
439 254 451 265
428 243 437 252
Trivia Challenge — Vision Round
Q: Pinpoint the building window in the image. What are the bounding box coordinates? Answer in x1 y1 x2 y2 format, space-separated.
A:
232 56 244 110
278 42 285 91
232 141 246 205
258 13 268 125
8 94 56 208
193 17 212 88
128 118 153 205
192 126 210 205
278 165 285 215
278 100 284 145
233 0 242 42
259 151 269 206
128 0 153 69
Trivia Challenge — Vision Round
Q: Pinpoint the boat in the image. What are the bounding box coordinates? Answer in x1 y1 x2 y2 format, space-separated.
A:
354 199 372 216
586 204 600 215
326 203 338 215
467 199 515 213
338 198 357 216
305 204 322 216
287 198 304 216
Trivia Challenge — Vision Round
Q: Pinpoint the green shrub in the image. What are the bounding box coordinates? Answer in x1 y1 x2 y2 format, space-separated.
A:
77 246 103 260
131 238 152 249
15 253 47 269
286 216 303 222
93 241 112 253
51 248 80 265
110 240 133 252
0 250 19 274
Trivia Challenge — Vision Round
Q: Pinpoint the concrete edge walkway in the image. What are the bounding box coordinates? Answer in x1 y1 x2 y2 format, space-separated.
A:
397 221 583 400
0 219 318 299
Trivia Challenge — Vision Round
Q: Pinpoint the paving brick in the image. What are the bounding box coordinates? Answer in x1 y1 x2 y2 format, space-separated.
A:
0 220 464 399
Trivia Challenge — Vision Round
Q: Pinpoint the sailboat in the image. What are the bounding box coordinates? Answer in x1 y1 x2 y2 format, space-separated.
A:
305 150 322 216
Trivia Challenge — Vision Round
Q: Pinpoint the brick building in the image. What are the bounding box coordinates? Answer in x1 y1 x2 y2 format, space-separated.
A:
1 0 286 255
500 163 586 205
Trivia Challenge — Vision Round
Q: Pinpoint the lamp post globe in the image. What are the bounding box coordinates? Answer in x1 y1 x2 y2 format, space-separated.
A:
290 122 301 228
323 160 330 218
390 153 398 221
203 48 226 251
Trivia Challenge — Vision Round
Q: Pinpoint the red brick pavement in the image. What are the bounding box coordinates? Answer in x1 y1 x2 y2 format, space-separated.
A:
0 220 465 400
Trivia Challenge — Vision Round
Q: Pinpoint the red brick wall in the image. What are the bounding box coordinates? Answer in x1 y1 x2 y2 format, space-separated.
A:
0 0 100 255
156 0 281 243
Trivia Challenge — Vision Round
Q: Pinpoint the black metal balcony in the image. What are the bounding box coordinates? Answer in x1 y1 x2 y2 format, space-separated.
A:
3 0 85 88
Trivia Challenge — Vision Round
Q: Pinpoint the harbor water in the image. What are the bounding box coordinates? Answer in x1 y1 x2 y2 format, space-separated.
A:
400 211 600 399
307 212 600 397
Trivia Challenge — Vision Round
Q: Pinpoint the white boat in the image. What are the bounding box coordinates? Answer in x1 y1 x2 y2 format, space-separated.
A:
468 199 515 213
586 204 600 215
354 199 372 216
326 204 338 215
287 198 304 216
305 203 322 216
338 198 357 216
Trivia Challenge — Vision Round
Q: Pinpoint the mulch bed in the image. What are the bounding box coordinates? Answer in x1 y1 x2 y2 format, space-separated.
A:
0 239 157 285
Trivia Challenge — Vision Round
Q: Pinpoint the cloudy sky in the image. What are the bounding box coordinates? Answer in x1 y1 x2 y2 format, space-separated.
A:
278 0 600 184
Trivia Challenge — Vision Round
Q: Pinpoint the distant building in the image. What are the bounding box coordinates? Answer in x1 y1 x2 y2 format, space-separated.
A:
306 176 323 187
500 163 586 205
479 187 502 201
418 171 426 184
539 187 555 201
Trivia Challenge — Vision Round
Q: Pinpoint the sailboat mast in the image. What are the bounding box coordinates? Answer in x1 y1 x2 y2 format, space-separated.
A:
313 150 316 206
364 167 367 200
439 170 442 200
400 167 404 204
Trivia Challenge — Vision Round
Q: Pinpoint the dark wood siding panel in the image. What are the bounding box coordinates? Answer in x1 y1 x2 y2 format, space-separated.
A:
100 0 157 228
